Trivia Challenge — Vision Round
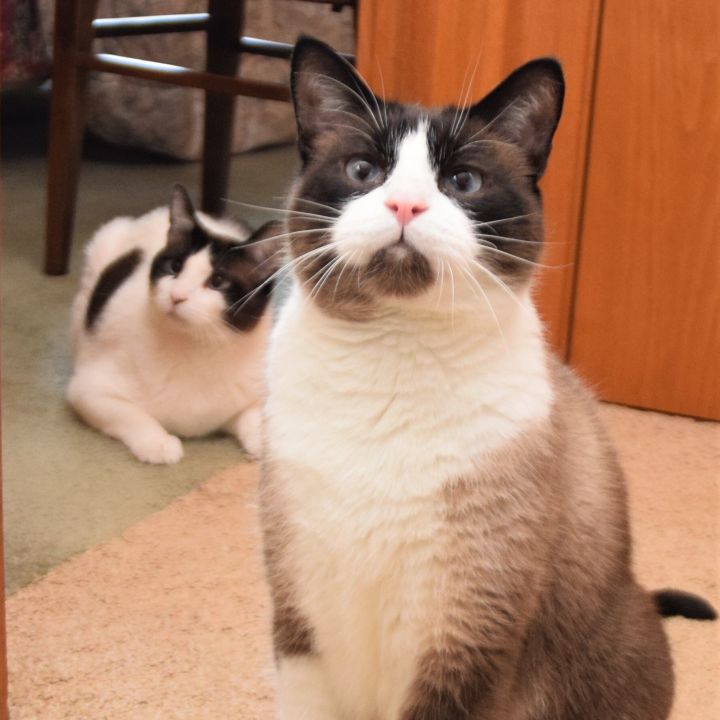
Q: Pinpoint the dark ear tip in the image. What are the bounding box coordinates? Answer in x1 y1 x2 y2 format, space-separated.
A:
291 35 335 67
294 34 325 50
169 183 195 221
527 57 565 88
170 183 193 204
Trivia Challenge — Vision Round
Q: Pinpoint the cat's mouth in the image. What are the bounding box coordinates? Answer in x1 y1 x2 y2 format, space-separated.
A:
365 237 433 297
384 232 412 257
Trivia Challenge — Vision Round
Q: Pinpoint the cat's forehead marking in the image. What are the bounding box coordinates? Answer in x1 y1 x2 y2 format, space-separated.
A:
177 247 213 288
385 121 436 201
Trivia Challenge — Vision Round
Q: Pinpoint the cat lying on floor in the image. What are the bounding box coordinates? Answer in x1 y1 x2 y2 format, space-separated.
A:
68 184 281 464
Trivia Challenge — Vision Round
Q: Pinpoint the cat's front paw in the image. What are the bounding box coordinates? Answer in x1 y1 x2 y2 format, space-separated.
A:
128 432 184 464
235 405 263 459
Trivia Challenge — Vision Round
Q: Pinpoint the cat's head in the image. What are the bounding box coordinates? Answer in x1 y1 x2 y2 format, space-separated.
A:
286 37 564 320
150 185 282 332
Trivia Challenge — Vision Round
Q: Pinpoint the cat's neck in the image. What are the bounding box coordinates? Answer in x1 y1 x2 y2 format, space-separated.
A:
269 286 554 485
289 284 545 357
275 285 551 408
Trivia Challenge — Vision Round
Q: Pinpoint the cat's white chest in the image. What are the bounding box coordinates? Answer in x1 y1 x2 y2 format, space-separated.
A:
265 291 552 718
131 325 265 435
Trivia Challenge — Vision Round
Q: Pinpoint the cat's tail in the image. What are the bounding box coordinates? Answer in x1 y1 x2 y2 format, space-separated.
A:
653 589 717 620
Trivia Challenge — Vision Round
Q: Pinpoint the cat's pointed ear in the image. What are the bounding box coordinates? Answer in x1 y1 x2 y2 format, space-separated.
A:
243 220 285 280
168 184 196 243
291 36 377 163
470 58 564 179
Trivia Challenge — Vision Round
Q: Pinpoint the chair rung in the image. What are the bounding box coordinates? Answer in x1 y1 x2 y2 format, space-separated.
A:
237 36 355 64
238 36 294 59
92 14 210 38
77 53 291 102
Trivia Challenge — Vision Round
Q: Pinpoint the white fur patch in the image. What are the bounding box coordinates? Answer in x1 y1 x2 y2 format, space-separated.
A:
194 210 246 242
265 284 552 717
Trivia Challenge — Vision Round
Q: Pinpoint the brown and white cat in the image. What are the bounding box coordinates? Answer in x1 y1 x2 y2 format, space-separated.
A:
259 38 715 719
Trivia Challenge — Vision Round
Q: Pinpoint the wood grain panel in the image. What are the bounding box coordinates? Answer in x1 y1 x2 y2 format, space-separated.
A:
570 0 720 419
356 0 602 356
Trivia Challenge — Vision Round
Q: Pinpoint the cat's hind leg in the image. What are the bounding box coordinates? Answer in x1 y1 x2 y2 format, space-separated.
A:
67 375 183 464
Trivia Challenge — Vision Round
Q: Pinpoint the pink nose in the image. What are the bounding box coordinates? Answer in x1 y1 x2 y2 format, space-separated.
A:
171 291 187 305
385 199 428 226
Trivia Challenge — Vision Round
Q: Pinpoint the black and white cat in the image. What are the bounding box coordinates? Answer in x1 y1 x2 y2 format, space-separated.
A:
68 185 281 464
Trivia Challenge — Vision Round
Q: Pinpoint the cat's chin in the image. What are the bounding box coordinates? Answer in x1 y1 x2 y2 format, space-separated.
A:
364 241 434 298
150 302 219 336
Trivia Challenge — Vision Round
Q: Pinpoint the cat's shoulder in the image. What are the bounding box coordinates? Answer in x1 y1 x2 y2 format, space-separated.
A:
547 354 596 406
546 354 617 455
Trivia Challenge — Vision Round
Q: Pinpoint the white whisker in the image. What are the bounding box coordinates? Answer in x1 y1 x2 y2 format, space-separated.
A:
466 258 533 317
457 262 507 348
308 255 345 302
447 261 457 328
374 59 389 129
229 243 340 314
462 97 523 144
474 212 540 228
236 227 332 252
287 197 342 216
478 243 570 269
434 258 446 311
323 120 379 146
322 105 376 134
332 249 360 303
452 51 483 139
224 199 337 223
311 73 384 133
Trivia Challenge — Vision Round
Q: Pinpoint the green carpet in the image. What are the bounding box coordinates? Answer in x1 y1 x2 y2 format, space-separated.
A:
1 87 297 593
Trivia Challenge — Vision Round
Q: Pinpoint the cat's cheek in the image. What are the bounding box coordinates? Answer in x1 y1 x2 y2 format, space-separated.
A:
151 279 175 315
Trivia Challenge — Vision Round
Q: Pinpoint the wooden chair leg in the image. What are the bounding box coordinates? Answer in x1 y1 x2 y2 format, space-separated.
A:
44 0 98 276
201 0 245 215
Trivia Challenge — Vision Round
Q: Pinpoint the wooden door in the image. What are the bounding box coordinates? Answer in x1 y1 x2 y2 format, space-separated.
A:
570 0 720 419
356 0 603 357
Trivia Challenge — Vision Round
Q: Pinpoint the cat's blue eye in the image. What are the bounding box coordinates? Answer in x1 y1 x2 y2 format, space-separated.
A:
208 273 226 290
447 170 482 193
346 158 382 184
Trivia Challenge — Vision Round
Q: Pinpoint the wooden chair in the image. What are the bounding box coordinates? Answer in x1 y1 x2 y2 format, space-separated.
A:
45 0 355 275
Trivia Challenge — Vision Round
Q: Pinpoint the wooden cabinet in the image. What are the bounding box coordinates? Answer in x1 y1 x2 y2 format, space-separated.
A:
357 0 719 420
569 0 720 420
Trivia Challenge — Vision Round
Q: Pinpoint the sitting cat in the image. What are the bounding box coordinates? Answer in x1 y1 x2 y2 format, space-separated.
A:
259 38 715 720
68 184 281 464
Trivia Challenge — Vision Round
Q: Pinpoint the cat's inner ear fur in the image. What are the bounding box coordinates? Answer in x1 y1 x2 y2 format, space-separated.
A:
291 36 378 163
469 58 565 179
168 184 196 244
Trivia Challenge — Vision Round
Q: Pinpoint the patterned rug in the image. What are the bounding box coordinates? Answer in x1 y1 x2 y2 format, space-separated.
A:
7 405 718 719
